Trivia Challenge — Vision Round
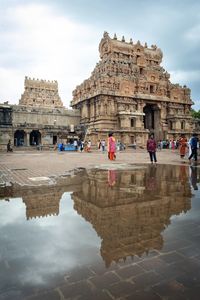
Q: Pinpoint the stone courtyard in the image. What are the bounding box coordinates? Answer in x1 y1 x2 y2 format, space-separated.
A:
0 148 192 187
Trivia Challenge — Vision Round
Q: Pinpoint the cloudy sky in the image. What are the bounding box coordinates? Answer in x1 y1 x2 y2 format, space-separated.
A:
0 0 200 109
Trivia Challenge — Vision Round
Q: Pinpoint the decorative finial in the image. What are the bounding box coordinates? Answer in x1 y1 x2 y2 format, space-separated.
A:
130 38 133 44
137 40 141 45
113 33 117 40
144 42 148 48
122 36 125 42
103 31 109 38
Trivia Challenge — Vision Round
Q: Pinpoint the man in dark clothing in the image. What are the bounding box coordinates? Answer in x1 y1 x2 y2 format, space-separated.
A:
188 133 198 162
7 140 13 152
147 134 157 163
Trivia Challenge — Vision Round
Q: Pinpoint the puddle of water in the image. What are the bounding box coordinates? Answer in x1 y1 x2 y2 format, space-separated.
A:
28 177 51 181
0 164 200 299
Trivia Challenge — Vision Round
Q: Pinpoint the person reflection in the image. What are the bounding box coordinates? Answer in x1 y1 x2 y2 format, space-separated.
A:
146 165 157 191
190 166 198 190
108 170 116 187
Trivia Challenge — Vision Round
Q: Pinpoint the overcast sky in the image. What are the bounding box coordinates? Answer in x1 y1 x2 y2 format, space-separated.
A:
0 0 200 109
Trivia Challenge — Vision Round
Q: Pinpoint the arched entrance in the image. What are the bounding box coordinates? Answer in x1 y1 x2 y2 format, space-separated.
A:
14 130 25 146
143 104 161 139
30 130 41 146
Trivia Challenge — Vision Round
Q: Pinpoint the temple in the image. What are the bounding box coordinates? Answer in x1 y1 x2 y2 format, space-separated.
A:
19 77 63 108
71 32 194 145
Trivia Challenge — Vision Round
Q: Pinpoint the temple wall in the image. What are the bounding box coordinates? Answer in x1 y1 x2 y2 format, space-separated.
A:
12 106 80 127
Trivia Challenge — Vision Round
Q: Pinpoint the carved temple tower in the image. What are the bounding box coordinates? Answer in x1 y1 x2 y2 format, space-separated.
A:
19 76 63 108
71 32 194 145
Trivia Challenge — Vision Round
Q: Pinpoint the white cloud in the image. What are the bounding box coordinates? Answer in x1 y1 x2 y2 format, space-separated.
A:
0 3 99 107
170 70 200 84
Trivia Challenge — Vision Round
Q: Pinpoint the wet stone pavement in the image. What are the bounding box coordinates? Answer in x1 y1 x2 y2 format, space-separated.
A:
0 164 200 300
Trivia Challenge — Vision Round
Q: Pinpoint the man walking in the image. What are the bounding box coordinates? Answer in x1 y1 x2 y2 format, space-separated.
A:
188 133 198 163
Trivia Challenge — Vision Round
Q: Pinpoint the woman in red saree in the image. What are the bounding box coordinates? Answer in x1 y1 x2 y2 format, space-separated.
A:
179 135 188 158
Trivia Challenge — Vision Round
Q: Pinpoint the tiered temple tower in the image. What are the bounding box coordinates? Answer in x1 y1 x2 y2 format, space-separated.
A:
71 32 194 145
72 165 191 266
19 76 63 108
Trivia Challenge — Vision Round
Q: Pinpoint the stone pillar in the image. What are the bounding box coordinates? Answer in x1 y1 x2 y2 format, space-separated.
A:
26 132 30 146
90 100 95 121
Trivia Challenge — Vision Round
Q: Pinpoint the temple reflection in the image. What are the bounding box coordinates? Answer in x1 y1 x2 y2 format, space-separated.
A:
0 164 198 266
0 175 82 220
72 165 193 267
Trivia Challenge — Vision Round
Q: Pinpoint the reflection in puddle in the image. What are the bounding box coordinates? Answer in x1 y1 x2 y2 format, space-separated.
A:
0 164 200 299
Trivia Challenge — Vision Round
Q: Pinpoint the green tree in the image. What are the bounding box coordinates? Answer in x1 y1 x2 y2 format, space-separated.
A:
191 109 200 119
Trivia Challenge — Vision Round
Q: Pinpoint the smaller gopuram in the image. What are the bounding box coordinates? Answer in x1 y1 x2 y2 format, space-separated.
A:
71 32 194 145
0 76 81 151
19 76 63 108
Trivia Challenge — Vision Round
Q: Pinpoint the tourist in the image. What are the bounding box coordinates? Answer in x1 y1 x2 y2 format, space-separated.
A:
101 139 106 152
80 140 84 152
171 140 175 150
188 136 192 158
147 134 157 163
157 140 161 151
60 143 64 151
98 140 101 150
73 139 78 151
7 140 13 152
87 140 92 152
188 133 198 163
179 134 188 158
108 132 116 160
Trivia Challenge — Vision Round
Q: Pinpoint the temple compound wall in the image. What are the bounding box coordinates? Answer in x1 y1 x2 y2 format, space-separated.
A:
71 32 196 145
0 77 81 150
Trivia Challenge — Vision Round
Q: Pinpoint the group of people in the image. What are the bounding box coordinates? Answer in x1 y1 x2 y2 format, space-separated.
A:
147 133 199 164
6 132 199 165
179 133 199 162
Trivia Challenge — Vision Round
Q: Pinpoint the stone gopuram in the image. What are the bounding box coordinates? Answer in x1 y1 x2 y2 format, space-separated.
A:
0 77 81 151
71 32 194 145
19 76 63 108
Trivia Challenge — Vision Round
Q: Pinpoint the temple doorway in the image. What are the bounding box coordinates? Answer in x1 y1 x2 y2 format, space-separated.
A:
14 130 25 146
30 130 41 146
143 104 161 139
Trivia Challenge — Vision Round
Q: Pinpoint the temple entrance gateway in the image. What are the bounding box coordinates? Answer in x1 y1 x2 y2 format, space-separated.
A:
143 104 161 139
30 130 41 146
71 32 194 146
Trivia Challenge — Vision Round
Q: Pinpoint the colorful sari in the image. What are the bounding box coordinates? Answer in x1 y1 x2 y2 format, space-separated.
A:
179 137 187 158
108 136 116 160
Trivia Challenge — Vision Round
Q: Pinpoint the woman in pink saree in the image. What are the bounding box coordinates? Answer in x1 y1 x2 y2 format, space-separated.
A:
107 132 116 160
